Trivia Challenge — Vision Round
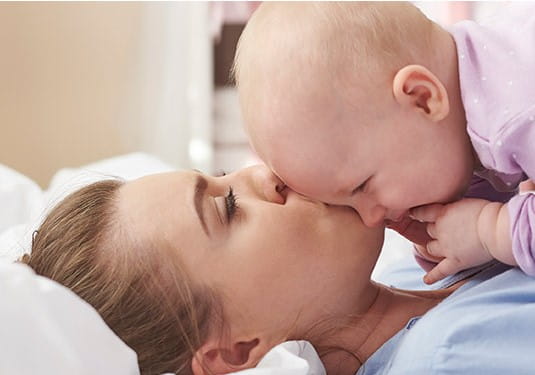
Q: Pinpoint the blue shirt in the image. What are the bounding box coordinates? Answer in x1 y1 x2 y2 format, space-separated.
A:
358 259 535 375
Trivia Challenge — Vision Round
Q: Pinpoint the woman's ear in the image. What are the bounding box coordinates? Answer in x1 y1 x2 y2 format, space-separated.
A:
392 64 450 122
191 337 269 375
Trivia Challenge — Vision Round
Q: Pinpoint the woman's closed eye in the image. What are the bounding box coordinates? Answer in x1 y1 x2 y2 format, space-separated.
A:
225 187 240 222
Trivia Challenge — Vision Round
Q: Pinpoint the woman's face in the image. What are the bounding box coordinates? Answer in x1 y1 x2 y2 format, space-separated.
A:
117 165 384 340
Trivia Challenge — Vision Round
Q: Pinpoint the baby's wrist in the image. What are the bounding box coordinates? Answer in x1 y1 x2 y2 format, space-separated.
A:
477 202 500 259
477 202 516 265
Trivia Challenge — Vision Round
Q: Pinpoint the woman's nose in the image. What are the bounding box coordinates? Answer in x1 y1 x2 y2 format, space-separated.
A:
250 165 286 204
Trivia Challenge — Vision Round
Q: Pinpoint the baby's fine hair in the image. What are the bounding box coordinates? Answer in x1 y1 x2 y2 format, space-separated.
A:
24 180 221 375
234 1 436 98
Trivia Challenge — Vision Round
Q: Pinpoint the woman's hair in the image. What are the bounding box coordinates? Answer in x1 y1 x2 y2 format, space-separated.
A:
25 180 221 374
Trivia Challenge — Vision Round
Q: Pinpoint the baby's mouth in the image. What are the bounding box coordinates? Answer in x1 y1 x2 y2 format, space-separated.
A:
385 214 411 231
387 212 408 223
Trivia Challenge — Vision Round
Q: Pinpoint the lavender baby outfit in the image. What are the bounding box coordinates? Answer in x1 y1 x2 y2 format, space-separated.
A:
449 4 535 275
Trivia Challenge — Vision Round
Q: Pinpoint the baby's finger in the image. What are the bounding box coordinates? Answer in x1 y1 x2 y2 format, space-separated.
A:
413 243 444 263
414 243 431 260
426 239 441 257
426 223 437 239
423 259 460 284
388 218 432 246
410 204 445 223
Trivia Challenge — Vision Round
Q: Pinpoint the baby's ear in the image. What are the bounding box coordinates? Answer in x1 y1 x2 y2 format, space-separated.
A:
392 64 449 122
191 337 269 375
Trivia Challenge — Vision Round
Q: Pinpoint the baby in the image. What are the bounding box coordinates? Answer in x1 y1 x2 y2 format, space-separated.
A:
233 2 535 284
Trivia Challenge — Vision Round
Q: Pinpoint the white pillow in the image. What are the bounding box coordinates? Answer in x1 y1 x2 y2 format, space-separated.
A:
0 164 43 233
0 164 44 262
0 261 139 375
0 152 177 262
231 341 326 375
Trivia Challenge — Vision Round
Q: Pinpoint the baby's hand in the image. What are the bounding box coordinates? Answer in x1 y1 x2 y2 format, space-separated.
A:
410 198 494 284
412 243 444 265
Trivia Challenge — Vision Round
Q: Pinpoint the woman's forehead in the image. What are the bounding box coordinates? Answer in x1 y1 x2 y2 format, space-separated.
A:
116 171 200 243
121 171 198 200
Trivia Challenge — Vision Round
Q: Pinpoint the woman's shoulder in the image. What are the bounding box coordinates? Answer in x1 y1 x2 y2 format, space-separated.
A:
386 264 535 374
425 262 535 316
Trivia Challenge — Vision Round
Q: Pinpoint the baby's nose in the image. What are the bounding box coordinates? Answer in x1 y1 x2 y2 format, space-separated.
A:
360 206 386 228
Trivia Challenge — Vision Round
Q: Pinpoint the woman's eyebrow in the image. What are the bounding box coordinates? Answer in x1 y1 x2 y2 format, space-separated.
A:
194 175 210 236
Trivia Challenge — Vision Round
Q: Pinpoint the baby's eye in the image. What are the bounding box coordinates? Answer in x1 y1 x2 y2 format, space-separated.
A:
351 177 370 195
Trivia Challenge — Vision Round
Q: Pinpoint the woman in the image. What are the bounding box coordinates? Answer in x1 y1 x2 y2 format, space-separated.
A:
26 165 535 375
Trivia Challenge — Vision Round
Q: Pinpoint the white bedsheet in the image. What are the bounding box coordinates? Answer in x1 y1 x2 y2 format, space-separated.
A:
0 153 409 374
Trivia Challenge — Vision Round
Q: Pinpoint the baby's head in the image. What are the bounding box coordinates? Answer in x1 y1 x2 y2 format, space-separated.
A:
234 2 475 227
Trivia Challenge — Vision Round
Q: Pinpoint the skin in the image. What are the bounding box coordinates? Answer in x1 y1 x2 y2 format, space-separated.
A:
243 10 517 284
116 165 454 375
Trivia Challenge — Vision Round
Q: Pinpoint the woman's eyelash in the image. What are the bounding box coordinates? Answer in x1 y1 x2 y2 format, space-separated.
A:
225 187 239 222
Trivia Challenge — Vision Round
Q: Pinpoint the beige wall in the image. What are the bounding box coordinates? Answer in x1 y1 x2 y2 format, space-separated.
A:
0 2 212 187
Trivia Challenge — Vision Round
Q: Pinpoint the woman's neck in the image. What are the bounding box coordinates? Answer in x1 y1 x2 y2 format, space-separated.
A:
320 282 460 375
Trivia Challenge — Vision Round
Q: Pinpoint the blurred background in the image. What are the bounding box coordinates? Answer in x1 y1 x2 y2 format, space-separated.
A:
0 1 507 188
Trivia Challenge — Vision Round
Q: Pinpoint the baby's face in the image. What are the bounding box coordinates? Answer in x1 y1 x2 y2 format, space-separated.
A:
250 101 474 228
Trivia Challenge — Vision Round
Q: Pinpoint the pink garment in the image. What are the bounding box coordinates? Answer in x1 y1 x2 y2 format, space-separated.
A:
449 3 535 275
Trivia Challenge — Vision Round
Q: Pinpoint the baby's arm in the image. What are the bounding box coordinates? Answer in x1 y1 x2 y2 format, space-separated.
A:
477 202 515 266
519 179 535 191
506 186 535 275
394 175 515 262
412 181 535 284
390 178 533 280
410 199 501 284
